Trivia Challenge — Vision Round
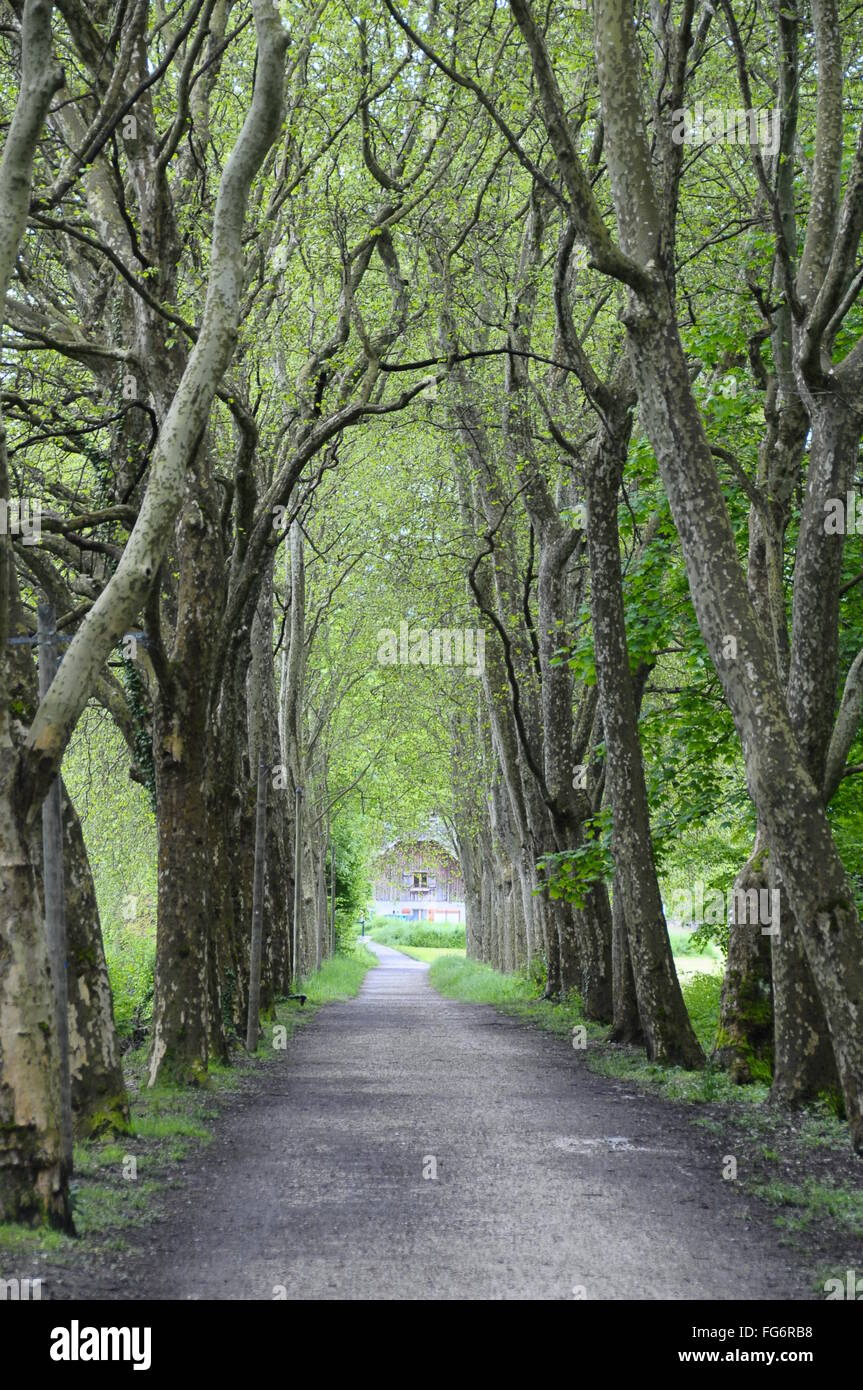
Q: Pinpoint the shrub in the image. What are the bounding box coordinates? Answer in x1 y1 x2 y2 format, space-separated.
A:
103 921 156 1039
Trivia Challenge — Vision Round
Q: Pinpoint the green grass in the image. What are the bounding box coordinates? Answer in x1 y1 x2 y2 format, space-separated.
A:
749 1177 863 1236
667 930 722 983
675 954 723 981
428 954 606 1041
132 1115 210 1141
370 919 467 949
70 1181 162 1237
103 921 156 1040
0 1222 71 1258
0 1177 164 1264
299 944 378 1001
668 929 721 960
695 1090 853 1156
680 972 722 1051
72 1141 141 1176
394 945 466 963
585 1048 768 1104
430 954 537 1004
236 943 378 1060
581 969 767 1105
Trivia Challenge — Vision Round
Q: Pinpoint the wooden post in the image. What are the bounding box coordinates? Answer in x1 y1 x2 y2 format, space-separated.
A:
291 785 303 990
37 604 73 1176
330 839 336 957
246 748 268 1052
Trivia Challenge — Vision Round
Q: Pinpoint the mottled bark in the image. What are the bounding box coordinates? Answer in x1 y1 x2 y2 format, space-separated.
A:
0 775 69 1227
769 865 839 1103
715 830 774 1083
6 596 129 1137
147 439 229 1087
280 521 308 981
770 393 862 1106
249 560 286 1005
148 699 212 1088
0 0 71 1225
717 381 800 1080
610 869 642 1044
59 786 130 1136
586 407 703 1066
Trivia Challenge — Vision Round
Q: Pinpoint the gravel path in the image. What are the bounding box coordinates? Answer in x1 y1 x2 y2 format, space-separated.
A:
58 942 812 1300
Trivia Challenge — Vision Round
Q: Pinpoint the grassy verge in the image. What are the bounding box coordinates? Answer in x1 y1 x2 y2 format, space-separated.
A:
300 945 377 1004
667 930 723 980
0 946 377 1267
747 1177 863 1238
369 919 466 950
393 945 466 963
429 954 607 1040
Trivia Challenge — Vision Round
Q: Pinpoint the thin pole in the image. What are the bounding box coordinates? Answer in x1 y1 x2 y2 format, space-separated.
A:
330 839 336 957
37 604 73 1177
246 748 268 1052
291 785 303 990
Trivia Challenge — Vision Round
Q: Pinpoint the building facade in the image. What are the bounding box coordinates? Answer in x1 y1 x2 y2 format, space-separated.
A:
371 836 466 923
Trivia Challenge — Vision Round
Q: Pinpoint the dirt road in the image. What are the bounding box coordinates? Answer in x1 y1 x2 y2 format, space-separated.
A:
52 942 810 1300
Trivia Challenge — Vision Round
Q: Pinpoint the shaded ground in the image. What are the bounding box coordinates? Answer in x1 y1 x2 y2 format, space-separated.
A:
26 942 836 1300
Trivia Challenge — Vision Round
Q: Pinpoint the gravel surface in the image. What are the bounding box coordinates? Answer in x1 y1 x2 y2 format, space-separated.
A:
47 941 814 1300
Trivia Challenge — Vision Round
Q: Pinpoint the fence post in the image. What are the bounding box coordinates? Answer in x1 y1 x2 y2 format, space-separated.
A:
246 748 268 1052
291 785 303 990
36 603 73 1176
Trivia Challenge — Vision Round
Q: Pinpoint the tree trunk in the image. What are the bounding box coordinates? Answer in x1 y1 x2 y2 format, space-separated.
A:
610 869 643 1044
770 866 839 1104
0 765 71 1228
7 592 129 1138
586 409 703 1065
715 828 774 1083
715 392 806 1076
59 785 130 1136
148 719 211 1088
769 391 863 1106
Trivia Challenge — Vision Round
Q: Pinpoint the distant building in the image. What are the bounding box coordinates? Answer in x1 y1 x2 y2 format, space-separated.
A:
371 835 465 923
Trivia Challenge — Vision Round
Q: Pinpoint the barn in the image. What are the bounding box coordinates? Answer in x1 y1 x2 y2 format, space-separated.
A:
371 834 466 924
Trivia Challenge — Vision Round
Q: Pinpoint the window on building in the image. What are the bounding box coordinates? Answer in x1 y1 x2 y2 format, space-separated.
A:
413 871 428 889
